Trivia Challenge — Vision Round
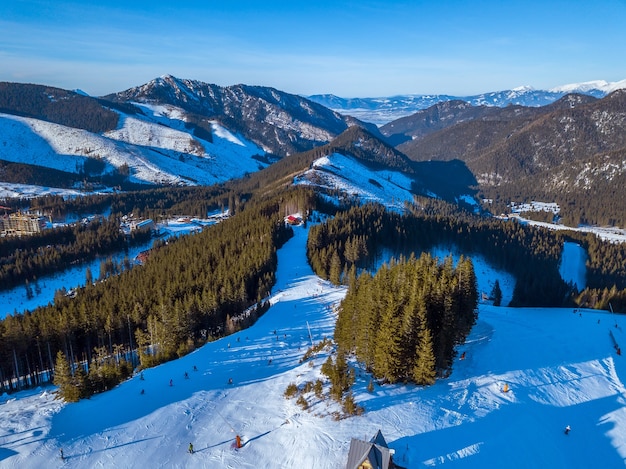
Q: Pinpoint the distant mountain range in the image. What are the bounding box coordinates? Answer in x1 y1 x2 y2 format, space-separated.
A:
2 75 626 227
308 79 626 125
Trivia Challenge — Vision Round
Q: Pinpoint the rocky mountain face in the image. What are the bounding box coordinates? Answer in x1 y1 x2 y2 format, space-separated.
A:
394 92 626 187
386 90 626 225
105 75 378 157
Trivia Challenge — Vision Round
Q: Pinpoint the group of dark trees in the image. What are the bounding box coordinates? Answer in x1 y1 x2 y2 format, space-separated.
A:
6 185 235 222
307 200 573 307
0 216 152 292
335 254 478 384
0 157 136 191
0 82 119 133
307 198 626 312
0 187 315 397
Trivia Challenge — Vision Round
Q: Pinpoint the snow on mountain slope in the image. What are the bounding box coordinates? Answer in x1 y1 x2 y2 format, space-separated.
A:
0 182 87 199
105 115 205 156
0 107 265 188
294 152 418 209
550 79 626 94
309 79 626 125
2 223 626 468
0 114 97 174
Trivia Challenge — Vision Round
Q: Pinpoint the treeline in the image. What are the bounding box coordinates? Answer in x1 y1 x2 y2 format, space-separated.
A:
0 217 152 292
0 160 85 190
335 254 478 384
558 230 626 311
0 189 313 396
0 157 138 191
307 201 572 307
0 82 119 133
14 185 234 221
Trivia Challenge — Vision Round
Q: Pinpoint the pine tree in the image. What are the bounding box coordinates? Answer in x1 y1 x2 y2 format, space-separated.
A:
492 279 503 306
373 290 402 383
329 250 342 285
54 350 80 402
412 306 437 385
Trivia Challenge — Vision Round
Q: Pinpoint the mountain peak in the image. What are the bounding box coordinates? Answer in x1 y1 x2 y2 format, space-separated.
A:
511 85 535 92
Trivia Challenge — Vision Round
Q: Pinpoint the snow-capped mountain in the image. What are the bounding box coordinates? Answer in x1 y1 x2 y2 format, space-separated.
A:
308 79 626 125
105 75 379 157
550 79 626 94
0 78 379 191
0 109 267 187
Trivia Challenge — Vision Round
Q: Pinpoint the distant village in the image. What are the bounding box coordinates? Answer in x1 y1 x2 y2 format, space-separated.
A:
0 206 157 238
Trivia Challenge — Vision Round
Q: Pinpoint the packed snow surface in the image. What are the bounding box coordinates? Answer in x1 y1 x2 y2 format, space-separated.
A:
1 224 626 468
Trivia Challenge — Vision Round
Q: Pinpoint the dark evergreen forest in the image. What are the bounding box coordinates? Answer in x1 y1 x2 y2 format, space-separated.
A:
0 187 316 397
2 166 626 398
306 201 572 307
306 199 626 309
335 254 478 384
0 217 152 291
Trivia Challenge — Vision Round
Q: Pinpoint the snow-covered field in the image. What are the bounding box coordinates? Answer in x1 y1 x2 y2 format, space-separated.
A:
2 224 625 468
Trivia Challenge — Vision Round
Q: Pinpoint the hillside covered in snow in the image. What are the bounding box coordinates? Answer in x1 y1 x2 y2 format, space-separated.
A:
1 223 626 468
0 106 266 187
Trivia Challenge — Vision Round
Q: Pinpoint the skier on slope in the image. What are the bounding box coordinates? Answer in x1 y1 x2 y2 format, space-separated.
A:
188 442 194 454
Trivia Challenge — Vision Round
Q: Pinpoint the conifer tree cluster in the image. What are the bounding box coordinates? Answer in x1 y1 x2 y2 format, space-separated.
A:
0 190 309 396
335 254 478 384
0 216 151 291
307 201 574 307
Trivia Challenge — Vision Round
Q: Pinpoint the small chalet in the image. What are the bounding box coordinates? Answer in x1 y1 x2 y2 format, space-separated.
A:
285 215 302 225
346 430 395 469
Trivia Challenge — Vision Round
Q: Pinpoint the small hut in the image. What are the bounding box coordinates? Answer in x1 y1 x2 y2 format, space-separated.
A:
345 430 395 469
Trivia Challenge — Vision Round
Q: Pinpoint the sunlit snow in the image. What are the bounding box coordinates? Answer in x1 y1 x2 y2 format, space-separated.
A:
1 224 625 468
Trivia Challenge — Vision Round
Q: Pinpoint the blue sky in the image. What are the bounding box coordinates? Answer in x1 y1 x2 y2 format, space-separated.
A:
1 0 625 97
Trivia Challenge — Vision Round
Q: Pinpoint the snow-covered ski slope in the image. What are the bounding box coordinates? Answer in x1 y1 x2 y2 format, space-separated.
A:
1 225 626 468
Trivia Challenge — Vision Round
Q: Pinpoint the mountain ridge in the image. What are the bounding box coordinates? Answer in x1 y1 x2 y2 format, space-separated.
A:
392 89 626 225
0 77 381 189
308 78 626 125
105 75 380 157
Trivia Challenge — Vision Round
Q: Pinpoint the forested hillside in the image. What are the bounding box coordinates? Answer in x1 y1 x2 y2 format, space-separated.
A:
0 188 315 396
0 82 120 133
389 91 626 227
0 217 151 291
